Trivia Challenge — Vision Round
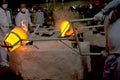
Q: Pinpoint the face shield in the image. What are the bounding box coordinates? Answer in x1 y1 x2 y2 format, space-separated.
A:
21 8 26 12
2 4 8 9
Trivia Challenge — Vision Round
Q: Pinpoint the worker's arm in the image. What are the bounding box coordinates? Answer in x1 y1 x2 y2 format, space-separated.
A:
94 0 120 21
102 0 120 14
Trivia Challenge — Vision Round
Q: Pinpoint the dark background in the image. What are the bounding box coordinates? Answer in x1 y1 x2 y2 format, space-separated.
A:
0 0 107 10
7 0 82 10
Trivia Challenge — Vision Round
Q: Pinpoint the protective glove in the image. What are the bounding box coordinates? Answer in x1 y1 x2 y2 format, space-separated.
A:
94 11 104 21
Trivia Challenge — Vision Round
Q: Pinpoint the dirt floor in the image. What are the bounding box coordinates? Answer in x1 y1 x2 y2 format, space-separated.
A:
0 45 106 80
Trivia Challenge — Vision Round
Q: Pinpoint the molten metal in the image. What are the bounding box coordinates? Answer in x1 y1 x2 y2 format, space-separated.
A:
2 27 28 52
60 21 73 37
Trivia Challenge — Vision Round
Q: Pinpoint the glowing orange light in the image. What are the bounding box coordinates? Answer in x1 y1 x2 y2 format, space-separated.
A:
2 27 28 52
21 20 28 32
60 21 73 37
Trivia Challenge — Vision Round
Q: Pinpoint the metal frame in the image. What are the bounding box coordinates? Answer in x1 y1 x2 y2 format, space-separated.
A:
1 31 22 52
26 18 104 56
0 18 104 55
69 18 104 56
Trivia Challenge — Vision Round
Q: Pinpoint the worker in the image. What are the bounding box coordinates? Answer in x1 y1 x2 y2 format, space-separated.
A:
0 0 12 35
15 3 33 33
34 7 44 27
94 0 120 80
0 0 10 68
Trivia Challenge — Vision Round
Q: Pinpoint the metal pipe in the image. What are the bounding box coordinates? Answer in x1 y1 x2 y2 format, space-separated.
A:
81 25 104 29
81 53 102 56
69 18 95 22
38 30 59 33
71 23 82 56
59 40 79 53
23 37 79 41
36 25 104 33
